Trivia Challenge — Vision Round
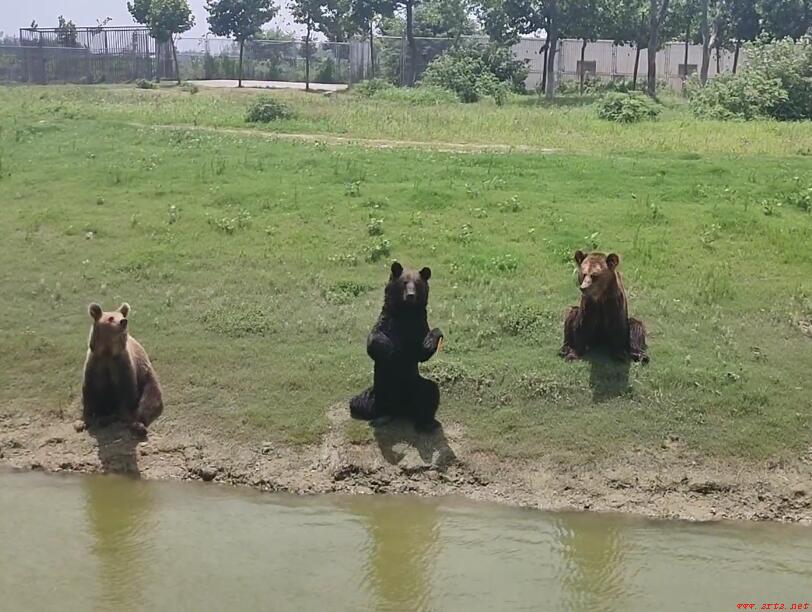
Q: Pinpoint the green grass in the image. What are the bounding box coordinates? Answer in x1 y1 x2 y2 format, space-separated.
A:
1 84 811 156
0 84 810 462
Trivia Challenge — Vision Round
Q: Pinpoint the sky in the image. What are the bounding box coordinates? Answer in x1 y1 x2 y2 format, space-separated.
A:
0 0 302 39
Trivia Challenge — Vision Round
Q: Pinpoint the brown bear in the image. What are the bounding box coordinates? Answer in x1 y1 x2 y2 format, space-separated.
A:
76 302 163 437
560 251 649 363
349 262 444 432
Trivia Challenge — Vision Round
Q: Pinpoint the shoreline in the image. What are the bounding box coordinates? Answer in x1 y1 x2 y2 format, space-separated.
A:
1 407 809 524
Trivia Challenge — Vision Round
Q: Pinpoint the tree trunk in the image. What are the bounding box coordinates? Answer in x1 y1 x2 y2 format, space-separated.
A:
715 44 720 73
683 21 690 81
541 43 549 93
733 40 740 74
238 39 244 88
647 0 669 97
545 1 559 99
369 23 375 80
305 25 311 92
155 44 161 82
633 45 641 89
171 38 180 85
579 38 588 95
700 0 711 84
405 0 417 86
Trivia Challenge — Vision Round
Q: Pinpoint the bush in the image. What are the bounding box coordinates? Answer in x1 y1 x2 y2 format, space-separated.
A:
135 79 156 90
420 45 517 104
352 79 396 97
595 91 661 123
245 96 292 123
353 80 459 104
376 85 460 105
689 37 812 121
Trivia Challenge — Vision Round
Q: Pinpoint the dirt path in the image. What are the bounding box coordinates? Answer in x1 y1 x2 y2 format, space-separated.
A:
1 407 809 524
125 122 558 154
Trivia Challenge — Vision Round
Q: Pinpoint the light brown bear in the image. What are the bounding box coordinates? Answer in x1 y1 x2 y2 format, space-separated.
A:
560 251 649 363
76 303 163 437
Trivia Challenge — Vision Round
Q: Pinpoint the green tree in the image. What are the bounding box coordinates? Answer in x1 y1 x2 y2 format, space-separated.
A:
727 0 759 72
477 0 547 88
55 15 79 47
348 0 393 78
128 0 195 84
646 0 671 96
567 0 608 93
758 0 811 40
205 0 279 87
289 0 337 90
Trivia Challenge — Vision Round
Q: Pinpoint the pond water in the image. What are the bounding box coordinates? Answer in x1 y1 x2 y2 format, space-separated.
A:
0 469 809 612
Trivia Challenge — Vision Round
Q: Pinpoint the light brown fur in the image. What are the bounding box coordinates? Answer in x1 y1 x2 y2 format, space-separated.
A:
560 251 649 363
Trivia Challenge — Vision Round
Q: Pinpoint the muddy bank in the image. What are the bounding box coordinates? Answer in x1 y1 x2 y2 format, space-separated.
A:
1 406 809 524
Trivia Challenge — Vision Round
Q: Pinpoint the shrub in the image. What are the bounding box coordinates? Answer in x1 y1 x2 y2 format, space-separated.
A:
353 79 459 104
689 37 812 121
595 91 661 123
353 78 395 97
687 72 787 120
135 79 156 90
420 45 516 104
245 96 292 123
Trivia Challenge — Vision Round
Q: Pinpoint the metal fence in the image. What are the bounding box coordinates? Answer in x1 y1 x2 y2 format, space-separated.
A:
6 26 173 84
0 25 743 91
175 38 351 84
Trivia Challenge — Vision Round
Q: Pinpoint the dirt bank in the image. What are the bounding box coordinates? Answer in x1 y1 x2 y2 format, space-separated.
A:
1 406 809 524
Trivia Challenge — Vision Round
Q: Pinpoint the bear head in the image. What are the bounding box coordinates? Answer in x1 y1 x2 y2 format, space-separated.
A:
88 302 130 355
574 250 620 301
385 261 431 310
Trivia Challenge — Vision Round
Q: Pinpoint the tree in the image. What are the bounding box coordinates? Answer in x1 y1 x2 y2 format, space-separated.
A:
603 0 647 88
289 0 335 90
758 0 811 40
348 0 393 78
646 0 670 96
477 0 547 87
128 0 195 84
727 0 759 72
206 0 278 87
56 15 79 47
396 0 421 86
567 0 606 93
698 0 723 84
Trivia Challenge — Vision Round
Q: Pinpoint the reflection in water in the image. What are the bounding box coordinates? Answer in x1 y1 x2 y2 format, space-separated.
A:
83 475 156 612
555 512 629 612
346 496 441 612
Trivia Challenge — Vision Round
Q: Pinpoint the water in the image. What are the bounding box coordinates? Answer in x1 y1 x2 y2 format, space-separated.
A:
0 469 809 612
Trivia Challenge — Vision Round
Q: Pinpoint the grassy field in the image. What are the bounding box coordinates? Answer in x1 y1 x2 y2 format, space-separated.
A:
0 84 810 461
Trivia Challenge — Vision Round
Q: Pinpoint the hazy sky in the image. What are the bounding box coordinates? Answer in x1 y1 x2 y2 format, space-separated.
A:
0 0 301 39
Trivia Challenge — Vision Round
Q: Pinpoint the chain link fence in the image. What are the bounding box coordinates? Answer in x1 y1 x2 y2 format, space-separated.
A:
175 38 350 84
0 25 740 92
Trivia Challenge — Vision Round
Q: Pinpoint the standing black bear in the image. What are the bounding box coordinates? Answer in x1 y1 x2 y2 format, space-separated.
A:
350 262 444 432
559 250 649 363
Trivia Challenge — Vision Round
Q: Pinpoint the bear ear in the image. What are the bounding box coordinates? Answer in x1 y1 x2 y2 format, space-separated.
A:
118 303 130 317
606 253 620 269
574 250 587 265
89 303 102 321
390 261 403 278
419 267 431 281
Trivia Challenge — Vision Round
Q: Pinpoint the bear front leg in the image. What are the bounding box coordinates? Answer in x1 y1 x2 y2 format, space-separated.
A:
629 317 649 364
367 331 396 363
419 328 444 363
559 306 584 361
131 377 163 437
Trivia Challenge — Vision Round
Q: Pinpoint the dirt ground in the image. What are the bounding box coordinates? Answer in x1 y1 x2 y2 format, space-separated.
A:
1 405 809 524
